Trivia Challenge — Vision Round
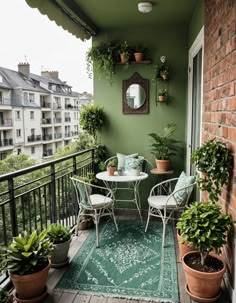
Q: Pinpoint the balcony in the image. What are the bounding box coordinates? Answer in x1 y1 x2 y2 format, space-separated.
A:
53 104 62 110
65 104 73 109
54 118 62 124
27 135 42 142
42 149 53 157
41 118 52 125
54 133 62 139
42 134 53 141
0 119 13 127
64 132 72 138
40 101 51 109
0 98 11 106
0 138 13 147
65 117 71 122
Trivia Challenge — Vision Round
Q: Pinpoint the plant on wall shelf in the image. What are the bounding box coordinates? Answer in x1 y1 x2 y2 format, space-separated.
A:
119 41 131 64
80 104 105 144
86 41 119 84
191 139 233 203
155 56 169 80
158 88 168 102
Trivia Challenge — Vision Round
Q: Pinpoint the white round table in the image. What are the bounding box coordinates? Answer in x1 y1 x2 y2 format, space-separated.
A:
96 171 148 222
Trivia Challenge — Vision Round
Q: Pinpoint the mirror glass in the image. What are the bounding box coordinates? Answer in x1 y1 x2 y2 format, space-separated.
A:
126 84 146 109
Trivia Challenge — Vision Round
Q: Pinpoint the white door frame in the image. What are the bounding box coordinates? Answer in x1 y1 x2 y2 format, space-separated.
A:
186 26 204 175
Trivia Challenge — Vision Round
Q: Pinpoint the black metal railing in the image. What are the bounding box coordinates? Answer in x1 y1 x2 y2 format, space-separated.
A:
41 118 52 124
43 149 53 157
0 119 13 127
54 133 62 139
42 134 53 141
27 135 42 142
0 139 13 147
65 117 71 122
54 118 62 123
0 148 95 246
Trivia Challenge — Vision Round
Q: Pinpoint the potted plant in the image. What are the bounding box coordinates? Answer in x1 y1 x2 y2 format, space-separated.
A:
155 56 169 80
86 41 119 85
177 201 233 302
158 88 168 102
0 230 53 303
119 41 131 64
0 288 12 303
46 223 72 268
148 123 179 172
191 139 233 203
107 158 117 176
133 44 146 62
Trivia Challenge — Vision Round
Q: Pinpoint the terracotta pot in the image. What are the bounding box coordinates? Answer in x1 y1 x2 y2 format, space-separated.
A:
50 239 71 268
182 251 225 302
158 95 166 102
120 53 126 64
155 159 170 172
10 259 51 301
177 231 196 261
134 52 144 62
107 167 115 176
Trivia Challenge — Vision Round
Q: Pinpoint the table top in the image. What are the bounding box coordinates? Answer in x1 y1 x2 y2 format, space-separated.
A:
150 168 174 175
96 171 148 182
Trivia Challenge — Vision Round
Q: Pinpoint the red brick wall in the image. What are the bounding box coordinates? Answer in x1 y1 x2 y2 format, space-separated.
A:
204 0 236 291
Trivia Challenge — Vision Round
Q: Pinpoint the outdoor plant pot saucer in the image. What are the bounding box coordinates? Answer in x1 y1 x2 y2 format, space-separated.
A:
51 257 69 269
185 284 221 303
13 286 47 303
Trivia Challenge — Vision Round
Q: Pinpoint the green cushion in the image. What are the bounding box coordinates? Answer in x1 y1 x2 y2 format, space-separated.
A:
125 156 144 172
173 172 195 205
117 153 138 169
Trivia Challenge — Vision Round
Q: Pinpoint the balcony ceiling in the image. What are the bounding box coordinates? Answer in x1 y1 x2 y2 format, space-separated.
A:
25 0 198 40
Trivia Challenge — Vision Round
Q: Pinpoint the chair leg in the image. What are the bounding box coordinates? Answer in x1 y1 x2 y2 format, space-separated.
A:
162 222 166 248
111 207 119 231
75 208 82 236
94 209 99 248
145 206 151 232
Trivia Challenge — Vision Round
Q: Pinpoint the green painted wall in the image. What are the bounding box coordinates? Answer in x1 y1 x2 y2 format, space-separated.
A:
93 25 189 208
188 0 204 47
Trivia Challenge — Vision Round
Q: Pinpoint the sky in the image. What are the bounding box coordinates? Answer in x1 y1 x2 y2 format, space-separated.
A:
0 0 93 93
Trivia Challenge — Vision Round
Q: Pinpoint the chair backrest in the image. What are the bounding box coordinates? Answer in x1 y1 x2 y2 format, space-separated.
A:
70 177 93 209
173 182 196 207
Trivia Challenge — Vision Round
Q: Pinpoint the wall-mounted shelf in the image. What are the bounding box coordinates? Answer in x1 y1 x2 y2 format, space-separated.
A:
117 60 151 65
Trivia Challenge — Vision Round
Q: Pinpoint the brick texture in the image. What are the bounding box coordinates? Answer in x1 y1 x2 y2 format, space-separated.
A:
204 0 236 290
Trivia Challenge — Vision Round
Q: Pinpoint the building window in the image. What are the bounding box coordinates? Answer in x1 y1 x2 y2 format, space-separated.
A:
16 129 21 137
31 147 35 154
17 148 21 155
16 111 21 120
31 129 35 136
30 111 34 119
29 93 35 103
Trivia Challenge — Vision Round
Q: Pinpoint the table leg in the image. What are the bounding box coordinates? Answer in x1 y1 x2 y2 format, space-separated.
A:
133 181 143 223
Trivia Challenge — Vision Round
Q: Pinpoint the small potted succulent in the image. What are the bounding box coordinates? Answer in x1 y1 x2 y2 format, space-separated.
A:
191 139 233 203
0 230 53 303
106 158 117 176
158 88 168 102
46 223 72 268
177 201 233 302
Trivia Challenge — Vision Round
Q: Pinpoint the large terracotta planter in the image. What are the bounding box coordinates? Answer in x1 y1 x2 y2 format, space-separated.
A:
10 259 51 302
50 239 71 268
177 231 196 261
155 159 170 172
182 251 225 303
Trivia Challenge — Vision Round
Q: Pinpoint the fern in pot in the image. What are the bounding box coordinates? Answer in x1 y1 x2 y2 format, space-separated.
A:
46 223 72 268
176 201 233 302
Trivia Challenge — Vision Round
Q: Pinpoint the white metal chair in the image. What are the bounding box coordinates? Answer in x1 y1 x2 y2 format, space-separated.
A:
71 176 119 247
145 177 196 248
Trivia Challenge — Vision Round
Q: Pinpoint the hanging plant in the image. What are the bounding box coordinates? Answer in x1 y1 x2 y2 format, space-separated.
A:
86 41 119 85
191 139 233 203
155 56 169 80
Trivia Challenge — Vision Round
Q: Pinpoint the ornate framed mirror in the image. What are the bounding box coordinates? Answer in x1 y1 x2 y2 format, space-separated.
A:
122 72 149 114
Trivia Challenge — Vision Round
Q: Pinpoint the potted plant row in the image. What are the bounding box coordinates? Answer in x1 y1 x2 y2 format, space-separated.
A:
148 123 179 172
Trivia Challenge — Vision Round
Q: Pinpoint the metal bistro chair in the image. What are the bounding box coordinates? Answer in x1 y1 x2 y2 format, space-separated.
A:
71 176 119 247
145 176 196 248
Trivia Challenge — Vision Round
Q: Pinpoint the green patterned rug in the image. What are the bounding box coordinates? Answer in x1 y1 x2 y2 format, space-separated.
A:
56 220 179 303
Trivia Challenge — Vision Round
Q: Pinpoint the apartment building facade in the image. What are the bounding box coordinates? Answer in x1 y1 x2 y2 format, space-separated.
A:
0 63 91 160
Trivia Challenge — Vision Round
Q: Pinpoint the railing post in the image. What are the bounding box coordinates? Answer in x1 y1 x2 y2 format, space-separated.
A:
8 178 18 236
50 163 57 223
73 155 77 175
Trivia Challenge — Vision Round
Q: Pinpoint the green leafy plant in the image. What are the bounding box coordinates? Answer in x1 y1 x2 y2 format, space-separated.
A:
80 104 105 143
133 43 146 53
148 123 179 160
0 288 9 303
119 41 131 63
86 41 119 84
155 56 169 80
158 88 168 97
46 223 71 245
0 230 53 276
191 139 233 203
107 158 117 168
176 201 233 266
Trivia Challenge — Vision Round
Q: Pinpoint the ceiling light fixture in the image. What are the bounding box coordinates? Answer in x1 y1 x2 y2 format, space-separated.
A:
138 2 153 13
